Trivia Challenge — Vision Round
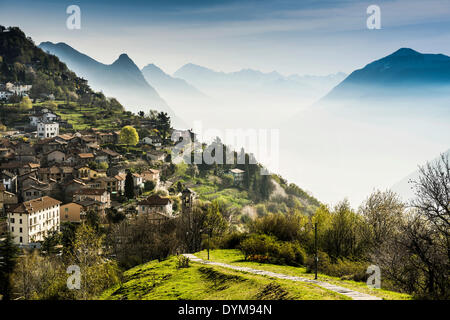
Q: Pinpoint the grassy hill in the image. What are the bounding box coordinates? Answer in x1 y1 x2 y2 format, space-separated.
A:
100 250 412 300
195 249 412 300
100 255 348 300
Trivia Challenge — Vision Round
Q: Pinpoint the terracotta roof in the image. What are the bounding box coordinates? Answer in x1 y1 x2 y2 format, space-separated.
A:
78 153 94 159
8 196 61 214
63 179 86 187
74 188 107 195
56 134 74 141
101 148 120 157
0 162 35 169
138 195 171 206
114 174 125 181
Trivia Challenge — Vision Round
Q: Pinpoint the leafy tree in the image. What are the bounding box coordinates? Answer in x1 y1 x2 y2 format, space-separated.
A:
106 208 126 224
70 223 120 299
186 164 199 178
119 125 139 147
359 190 404 251
205 200 227 237
41 230 62 255
144 180 156 192
98 161 109 171
125 171 135 199
19 96 32 110
0 232 19 300
86 210 101 230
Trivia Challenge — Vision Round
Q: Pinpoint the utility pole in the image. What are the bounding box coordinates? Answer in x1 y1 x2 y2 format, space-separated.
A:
207 230 210 260
314 222 318 280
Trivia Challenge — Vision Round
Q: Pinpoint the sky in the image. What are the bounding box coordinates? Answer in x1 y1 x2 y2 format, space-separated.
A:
1 0 450 75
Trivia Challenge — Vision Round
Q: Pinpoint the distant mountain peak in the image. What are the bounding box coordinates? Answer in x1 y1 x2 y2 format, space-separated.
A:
113 53 135 66
390 48 421 57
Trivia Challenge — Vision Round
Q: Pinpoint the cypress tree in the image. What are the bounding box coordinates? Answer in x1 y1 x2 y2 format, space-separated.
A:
125 171 135 199
0 231 19 300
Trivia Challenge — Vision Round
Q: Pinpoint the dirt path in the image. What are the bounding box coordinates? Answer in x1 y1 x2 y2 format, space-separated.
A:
183 254 382 300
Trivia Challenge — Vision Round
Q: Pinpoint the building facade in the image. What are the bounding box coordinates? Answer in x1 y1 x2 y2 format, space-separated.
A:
7 196 61 245
37 121 59 139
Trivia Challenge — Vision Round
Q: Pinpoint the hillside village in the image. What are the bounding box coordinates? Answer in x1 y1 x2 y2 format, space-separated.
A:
0 25 447 302
0 80 315 248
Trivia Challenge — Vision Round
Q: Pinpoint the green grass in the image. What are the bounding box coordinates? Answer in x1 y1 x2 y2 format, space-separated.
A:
100 256 349 300
195 249 413 300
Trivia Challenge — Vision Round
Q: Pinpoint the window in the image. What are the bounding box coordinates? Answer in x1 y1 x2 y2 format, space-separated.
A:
19 219 22 224
19 237 23 243
11 227 14 232
19 227 22 233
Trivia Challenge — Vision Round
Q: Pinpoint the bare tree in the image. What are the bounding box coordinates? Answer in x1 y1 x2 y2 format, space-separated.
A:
411 153 450 238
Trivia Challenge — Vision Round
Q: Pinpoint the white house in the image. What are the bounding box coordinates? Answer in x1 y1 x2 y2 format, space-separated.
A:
7 196 61 246
141 136 162 147
132 173 144 189
229 168 245 184
1 171 17 193
137 195 173 217
37 121 59 139
0 90 13 100
30 112 59 126
5 82 32 96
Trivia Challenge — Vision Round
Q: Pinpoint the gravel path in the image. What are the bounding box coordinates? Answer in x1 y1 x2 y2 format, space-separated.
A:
183 254 382 300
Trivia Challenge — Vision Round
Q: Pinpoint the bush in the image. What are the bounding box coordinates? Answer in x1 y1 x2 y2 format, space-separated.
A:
305 251 369 282
239 234 307 266
176 255 190 269
219 232 248 249
255 204 268 217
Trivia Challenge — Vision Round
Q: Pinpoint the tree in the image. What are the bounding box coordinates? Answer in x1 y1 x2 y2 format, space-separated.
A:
125 171 135 199
156 112 171 140
41 230 62 255
324 200 366 260
187 164 199 178
98 161 109 171
411 153 450 238
106 208 126 224
70 223 120 299
120 125 139 148
144 180 156 192
205 200 227 237
19 96 32 110
86 210 101 230
359 189 404 250
0 232 19 300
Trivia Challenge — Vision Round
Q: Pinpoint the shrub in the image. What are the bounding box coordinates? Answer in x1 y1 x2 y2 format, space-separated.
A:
305 251 369 282
176 255 190 269
239 234 307 266
219 232 248 249
255 204 268 217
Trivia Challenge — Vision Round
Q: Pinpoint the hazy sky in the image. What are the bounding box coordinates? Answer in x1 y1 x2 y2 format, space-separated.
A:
1 0 450 75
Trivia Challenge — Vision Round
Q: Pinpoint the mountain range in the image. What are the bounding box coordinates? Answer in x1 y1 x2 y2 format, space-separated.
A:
141 63 207 100
279 48 450 205
38 42 179 122
174 63 346 100
322 48 450 104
